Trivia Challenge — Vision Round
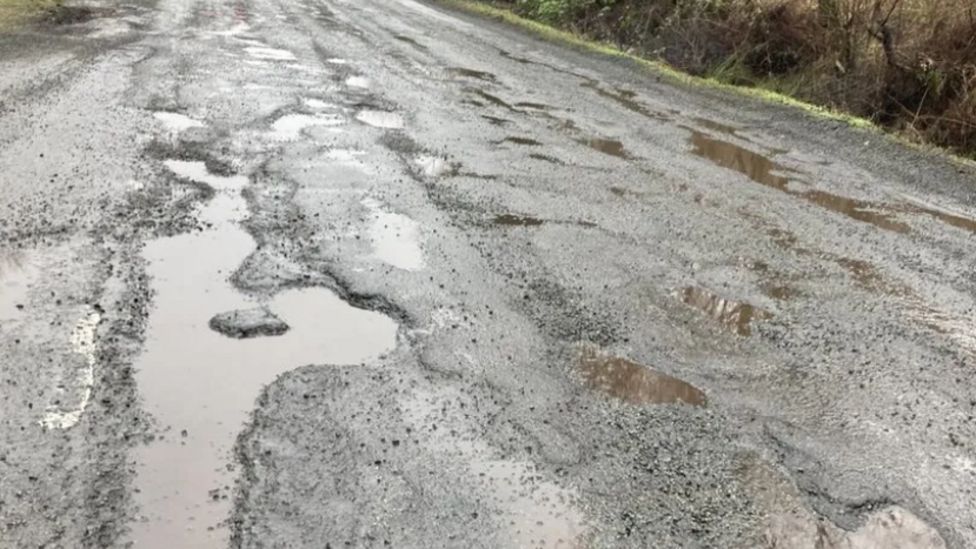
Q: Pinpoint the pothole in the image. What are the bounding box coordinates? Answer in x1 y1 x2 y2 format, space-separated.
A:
244 46 296 61
577 345 706 406
680 286 772 337
0 248 34 321
447 67 497 82
129 161 398 547
153 111 206 134
413 154 458 178
493 214 544 227
268 113 345 141
577 137 630 159
344 75 370 88
362 198 424 271
688 130 910 234
355 110 404 129
303 98 336 110
692 116 740 135
497 136 542 147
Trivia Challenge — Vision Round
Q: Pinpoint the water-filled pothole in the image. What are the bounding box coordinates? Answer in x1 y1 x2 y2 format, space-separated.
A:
268 113 345 141
129 161 398 548
688 131 910 233
153 112 206 134
345 75 370 89
493 214 544 227
413 154 459 178
447 67 497 82
355 110 404 129
244 46 296 61
496 136 542 147
577 137 630 159
362 198 424 271
578 346 706 406
681 286 772 337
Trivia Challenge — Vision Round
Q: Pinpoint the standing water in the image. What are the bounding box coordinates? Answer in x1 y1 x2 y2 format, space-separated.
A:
129 161 398 548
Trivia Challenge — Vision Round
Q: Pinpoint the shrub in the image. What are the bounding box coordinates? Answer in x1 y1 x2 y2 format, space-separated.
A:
487 0 976 156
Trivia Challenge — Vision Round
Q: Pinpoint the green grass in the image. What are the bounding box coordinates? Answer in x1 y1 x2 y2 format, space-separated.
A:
433 0 976 167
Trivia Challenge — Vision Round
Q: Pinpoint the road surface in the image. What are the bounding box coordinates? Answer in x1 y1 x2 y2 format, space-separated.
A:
1 0 974 547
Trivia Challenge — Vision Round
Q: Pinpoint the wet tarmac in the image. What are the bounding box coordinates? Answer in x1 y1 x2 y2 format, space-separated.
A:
1 0 974 548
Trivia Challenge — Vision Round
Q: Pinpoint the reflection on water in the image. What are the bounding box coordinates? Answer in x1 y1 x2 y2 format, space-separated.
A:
578 346 706 406
689 131 910 234
577 137 630 159
681 286 772 337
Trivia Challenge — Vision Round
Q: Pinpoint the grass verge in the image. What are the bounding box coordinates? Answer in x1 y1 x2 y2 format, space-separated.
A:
433 0 975 164
0 0 60 29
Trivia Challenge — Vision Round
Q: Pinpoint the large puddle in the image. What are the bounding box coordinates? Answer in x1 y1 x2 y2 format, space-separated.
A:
578 346 705 406
130 161 398 547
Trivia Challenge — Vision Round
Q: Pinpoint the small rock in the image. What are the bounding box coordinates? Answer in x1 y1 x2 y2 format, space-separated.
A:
208 307 289 339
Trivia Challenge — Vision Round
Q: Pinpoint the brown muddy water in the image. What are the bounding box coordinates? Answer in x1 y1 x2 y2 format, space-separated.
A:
498 136 543 147
578 347 705 406
577 137 630 159
681 287 772 337
447 67 497 82
688 130 911 234
494 214 544 227
129 160 398 548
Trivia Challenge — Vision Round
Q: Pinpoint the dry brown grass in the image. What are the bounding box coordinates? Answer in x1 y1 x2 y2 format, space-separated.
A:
500 0 976 156
0 0 62 29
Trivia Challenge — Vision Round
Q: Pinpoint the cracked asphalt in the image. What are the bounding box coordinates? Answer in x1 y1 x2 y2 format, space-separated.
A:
1 0 975 547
